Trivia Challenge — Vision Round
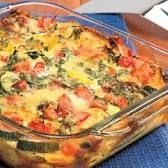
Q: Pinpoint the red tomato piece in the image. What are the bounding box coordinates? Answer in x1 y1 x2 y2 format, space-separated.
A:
101 83 111 93
61 141 80 156
90 100 107 111
74 86 93 103
74 112 90 125
3 112 23 125
34 61 45 72
104 93 116 104
108 67 116 76
43 122 54 134
115 37 124 45
57 94 74 117
5 95 21 106
28 120 53 134
17 16 28 27
131 63 154 84
43 103 57 120
118 56 133 68
12 80 27 91
48 80 61 90
55 51 65 59
0 56 8 63
116 96 128 109
13 60 31 73
37 17 54 30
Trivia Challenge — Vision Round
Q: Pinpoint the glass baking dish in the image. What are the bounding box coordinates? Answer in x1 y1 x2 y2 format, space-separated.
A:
0 1 168 168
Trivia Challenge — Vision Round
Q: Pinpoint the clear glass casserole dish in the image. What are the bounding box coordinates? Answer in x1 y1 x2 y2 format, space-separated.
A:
0 1 167 168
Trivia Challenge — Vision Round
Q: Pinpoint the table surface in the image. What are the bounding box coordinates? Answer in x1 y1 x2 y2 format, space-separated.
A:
0 8 167 168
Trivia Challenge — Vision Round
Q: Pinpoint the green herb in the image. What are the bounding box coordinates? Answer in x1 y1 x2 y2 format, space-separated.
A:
58 34 65 40
85 68 97 79
117 69 129 76
0 38 9 47
41 55 51 65
49 24 57 32
3 49 18 70
43 46 48 51
27 51 39 59
98 60 106 72
61 47 72 59
58 59 66 65
143 86 157 95
77 62 84 67
69 27 83 40
108 48 121 63
26 37 34 43
57 68 66 79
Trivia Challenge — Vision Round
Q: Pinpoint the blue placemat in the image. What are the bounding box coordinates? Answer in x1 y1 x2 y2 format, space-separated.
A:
0 3 167 168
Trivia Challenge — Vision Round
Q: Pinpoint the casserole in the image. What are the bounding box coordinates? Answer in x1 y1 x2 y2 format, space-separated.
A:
0 1 167 168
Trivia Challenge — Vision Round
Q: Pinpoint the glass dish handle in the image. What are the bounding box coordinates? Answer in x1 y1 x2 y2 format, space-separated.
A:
91 104 168 137
90 85 168 137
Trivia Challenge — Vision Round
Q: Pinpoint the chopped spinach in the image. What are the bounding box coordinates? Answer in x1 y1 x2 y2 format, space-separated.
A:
117 69 129 76
58 34 65 40
57 67 66 79
3 49 18 70
0 38 9 47
61 47 72 60
108 48 121 63
98 60 106 72
69 27 83 40
77 62 84 67
143 86 157 95
85 68 97 79
27 51 39 59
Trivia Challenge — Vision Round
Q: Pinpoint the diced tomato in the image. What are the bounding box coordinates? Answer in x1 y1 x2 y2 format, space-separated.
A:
127 49 132 57
3 112 23 125
61 141 80 156
116 96 128 109
131 63 154 84
0 56 8 63
10 116 23 125
104 93 116 104
74 112 90 125
90 99 107 111
5 95 21 106
74 86 93 103
17 16 28 27
12 80 27 91
101 83 111 93
55 51 65 59
107 67 116 76
118 56 133 68
33 61 45 72
57 94 74 117
43 122 54 134
48 80 61 90
12 60 31 73
37 17 54 30
43 103 57 120
131 58 144 69
115 36 124 45
28 120 53 134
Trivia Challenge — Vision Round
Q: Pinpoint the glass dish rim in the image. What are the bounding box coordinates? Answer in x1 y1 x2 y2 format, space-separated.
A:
0 0 167 140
